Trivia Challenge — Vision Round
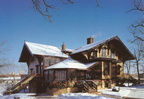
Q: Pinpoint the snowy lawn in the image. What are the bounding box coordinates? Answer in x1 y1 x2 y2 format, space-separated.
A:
0 93 36 99
59 93 115 99
1 83 144 99
0 83 7 96
101 85 144 98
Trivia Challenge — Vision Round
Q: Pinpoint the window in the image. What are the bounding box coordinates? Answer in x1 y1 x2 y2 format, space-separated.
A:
90 51 97 59
55 58 60 63
116 65 121 75
55 70 66 81
44 57 62 66
102 48 106 57
44 71 48 81
111 52 114 58
44 57 50 66
111 49 115 58
48 70 54 81
104 62 109 75
50 58 55 65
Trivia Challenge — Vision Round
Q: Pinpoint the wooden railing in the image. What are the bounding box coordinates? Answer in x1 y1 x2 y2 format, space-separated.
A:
116 74 138 86
82 80 97 92
85 80 97 91
4 73 37 95
82 81 89 92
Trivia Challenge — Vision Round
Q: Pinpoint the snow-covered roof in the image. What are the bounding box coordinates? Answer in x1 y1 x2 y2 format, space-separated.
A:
72 36 119 54
45 57 97 70
25 42 68 58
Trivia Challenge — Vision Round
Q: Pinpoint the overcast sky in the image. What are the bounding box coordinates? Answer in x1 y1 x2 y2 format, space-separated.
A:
0 0 142 74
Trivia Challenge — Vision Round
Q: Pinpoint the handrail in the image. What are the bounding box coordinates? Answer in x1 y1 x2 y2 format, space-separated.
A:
5 73 37 94
10 73 35 90
85 80 97 91
82 81 89 92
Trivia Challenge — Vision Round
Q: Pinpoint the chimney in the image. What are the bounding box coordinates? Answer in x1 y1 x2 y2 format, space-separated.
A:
62 43 66 51
87 37 94 44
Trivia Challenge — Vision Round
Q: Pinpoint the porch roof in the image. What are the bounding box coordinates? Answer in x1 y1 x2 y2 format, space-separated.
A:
45 57 97 70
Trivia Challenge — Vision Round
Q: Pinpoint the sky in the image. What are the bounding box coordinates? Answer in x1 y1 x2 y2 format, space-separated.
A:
0 0 143 74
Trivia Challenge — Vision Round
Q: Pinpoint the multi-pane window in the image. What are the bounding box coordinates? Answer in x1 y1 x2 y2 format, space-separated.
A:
44 57 50 66
44 71 49 81
111 52 114 58
44 57 61 67
102 48 106 57
55 70 66 81
50 58 55 65
104 62 109 75
48 70 54 81
90 50 97 59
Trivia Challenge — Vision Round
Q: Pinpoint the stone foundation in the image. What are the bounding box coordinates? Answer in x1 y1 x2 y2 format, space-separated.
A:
46 87 79 95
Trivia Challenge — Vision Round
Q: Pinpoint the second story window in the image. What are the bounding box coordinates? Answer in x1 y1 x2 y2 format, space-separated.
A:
90 50 97 59
50 58 55 65
110 49 115 58
44 57 50 66
104 62 109 75
111 52 114 58
102 47 106 57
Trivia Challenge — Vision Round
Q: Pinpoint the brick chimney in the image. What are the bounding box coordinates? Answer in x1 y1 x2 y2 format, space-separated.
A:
87 37 94 44
62 43 66 51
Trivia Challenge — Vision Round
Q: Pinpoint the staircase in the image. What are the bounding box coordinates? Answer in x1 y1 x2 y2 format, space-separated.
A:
82 80 97 93
116 74 138 86
4 73 37 95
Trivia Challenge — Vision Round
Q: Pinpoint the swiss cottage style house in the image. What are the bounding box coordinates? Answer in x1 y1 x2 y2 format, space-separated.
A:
5 36 136 95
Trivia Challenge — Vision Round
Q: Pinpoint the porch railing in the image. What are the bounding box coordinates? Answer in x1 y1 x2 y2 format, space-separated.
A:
82 80 97 92
4 73 37 95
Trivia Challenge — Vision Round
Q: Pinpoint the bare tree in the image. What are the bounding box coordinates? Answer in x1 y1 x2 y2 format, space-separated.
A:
130 19 144 42
0 40 12 74
31 0 101 22
127 0 144 12
128 0 144 42
31 0 74 22
132 40 144 84
124 60 132 86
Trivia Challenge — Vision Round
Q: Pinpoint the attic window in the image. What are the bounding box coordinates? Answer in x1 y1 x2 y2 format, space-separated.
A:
102 47 107 57
111 52 114 58
90 50 97 59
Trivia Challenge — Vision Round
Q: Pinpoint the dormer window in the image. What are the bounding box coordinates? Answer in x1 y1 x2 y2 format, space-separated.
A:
93 51 97 58
90 50 97 59
111 52 114 58
111 49 115 58
102 47 107 57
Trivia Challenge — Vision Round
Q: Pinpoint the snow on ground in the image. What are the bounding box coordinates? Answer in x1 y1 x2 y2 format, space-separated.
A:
0 83 7 96
59 93 115 99
0 93 36 99
0 83 36 99
101 85 144 98
1 83 144 99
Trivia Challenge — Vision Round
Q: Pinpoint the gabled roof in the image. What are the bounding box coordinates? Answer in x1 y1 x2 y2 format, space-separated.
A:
19 42 68 62
72 36 119 54
25 42 68 57
71 36 135 61
45 57 97 70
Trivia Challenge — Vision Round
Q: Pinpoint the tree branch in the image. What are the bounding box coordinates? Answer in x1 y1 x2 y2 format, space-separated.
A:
127 0 144 13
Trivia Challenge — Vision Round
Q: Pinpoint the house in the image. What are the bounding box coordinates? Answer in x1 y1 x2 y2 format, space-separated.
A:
9 36 135 95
